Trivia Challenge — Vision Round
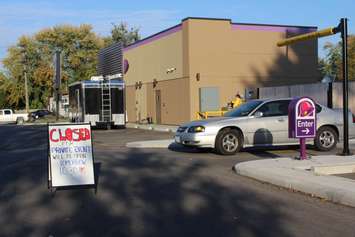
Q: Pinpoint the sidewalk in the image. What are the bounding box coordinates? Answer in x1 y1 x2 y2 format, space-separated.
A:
234 155 355 207
22 122 179 132
126 123 178 133
126 138 355 149
126 139 174 148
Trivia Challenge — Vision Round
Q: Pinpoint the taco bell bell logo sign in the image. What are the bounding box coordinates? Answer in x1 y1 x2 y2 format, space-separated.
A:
289 97 317 138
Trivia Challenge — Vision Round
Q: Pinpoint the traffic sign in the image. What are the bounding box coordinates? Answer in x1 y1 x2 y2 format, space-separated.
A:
278 18 351 155
289 97 317 138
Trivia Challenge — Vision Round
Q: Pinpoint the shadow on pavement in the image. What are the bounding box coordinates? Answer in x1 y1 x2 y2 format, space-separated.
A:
0 125 292 237
168 142 214 154
168 141 326 160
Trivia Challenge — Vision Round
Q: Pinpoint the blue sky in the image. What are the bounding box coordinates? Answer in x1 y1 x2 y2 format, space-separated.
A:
0 0 354 68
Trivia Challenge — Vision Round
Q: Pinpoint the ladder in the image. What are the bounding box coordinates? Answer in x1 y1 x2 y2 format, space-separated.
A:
101 80 112 122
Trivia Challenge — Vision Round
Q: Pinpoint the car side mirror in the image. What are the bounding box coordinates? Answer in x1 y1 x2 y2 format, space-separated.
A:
254 111 263 118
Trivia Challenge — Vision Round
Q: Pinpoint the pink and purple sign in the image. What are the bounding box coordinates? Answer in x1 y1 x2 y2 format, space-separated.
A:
288 97 317 160
289 97 317 138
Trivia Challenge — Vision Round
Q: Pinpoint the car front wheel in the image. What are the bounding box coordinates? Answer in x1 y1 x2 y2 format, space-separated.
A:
315 126 338 151
215 128 243 155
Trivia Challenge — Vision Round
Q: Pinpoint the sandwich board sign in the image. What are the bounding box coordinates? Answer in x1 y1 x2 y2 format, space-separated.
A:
48 123 96 190
288 97 317 159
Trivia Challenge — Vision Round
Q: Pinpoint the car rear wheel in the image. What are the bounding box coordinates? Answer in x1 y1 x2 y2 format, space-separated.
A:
215 128 243 155
315 126 338 151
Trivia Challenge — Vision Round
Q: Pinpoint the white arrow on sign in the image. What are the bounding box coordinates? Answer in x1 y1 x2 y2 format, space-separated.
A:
301 128 310 134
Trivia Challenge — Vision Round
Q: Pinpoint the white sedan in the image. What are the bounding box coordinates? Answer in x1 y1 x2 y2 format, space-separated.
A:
175 98 355 155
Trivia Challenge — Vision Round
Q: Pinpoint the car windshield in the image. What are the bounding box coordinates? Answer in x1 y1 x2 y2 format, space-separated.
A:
224 100 263 117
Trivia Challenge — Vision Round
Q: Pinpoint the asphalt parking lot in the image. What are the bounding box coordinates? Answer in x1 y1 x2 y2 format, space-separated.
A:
1 125 355 237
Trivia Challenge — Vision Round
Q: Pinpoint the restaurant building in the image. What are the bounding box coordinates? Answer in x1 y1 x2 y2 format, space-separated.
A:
123 17 318 125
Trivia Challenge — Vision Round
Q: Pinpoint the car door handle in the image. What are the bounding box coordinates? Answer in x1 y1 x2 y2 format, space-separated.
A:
277 118 285 122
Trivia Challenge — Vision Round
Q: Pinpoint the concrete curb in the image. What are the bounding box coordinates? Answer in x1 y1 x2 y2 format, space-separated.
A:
23 122 71 126
234 156 355 207
126 139 174 148
22 122 179 133
126 123 178 133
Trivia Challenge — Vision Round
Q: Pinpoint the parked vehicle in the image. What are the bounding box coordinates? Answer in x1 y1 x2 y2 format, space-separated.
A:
30 109 51 120
69 79 125 129
175 98 355 155
0 109 29 124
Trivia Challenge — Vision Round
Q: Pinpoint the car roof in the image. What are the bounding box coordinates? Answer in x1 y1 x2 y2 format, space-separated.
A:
262 97 292 102
247 98 292 103
257 97 325 107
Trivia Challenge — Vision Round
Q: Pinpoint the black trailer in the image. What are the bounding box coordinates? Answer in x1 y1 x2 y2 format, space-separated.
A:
69 79 125 128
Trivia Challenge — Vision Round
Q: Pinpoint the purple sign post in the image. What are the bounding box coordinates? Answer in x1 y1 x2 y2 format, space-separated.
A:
288 97 317 160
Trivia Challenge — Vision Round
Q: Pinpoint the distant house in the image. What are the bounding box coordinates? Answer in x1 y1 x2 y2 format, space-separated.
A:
48 94 69 117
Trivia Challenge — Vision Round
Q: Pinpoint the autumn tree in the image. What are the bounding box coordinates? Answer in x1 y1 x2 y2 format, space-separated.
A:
0 72 10 108
1 23 140 109
1 24 104 109
319 35 355 80
104 22 140 47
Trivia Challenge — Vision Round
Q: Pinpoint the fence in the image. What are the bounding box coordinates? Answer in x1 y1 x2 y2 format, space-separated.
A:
259 81 355 113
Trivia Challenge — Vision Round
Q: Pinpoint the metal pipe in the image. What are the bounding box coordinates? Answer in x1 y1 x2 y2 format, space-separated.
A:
277 27 335 47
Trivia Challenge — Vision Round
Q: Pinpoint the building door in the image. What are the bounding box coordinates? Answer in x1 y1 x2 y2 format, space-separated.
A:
155 90 162 124
199 87 220 112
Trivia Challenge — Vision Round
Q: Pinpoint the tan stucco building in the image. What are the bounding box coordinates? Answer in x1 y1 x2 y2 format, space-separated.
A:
123 17 319 125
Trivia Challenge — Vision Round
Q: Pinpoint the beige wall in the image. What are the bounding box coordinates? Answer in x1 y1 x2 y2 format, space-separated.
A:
124 18 318 125
185 18 319 121
125 85 136 122
123 27 190 124
124 30 184 86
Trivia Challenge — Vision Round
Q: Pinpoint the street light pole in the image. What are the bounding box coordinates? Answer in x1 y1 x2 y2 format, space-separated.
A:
340 18 351 155
22 51 30 114
24 69 29 113
54 50 61 121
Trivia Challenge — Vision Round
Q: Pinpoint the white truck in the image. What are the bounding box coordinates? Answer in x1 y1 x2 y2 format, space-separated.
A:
0 109 29 124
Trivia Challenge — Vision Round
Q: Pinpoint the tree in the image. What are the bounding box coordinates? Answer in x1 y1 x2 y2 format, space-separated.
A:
348 35 355 80
1 24 104 109
1 23 140 109
0 37 33 108
104 22 140 47
0 72 10 108
35 24 104 84
319 35 355 80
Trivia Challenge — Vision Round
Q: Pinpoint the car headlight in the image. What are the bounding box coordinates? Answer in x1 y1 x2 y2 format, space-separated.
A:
188 126 205 133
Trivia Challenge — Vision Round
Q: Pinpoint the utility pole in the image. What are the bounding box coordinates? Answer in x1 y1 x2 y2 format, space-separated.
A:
22 52 29 113
54 50 61 121
24 68 29 113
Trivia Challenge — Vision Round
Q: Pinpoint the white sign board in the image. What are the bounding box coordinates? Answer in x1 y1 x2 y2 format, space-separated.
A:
48 123 95 188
